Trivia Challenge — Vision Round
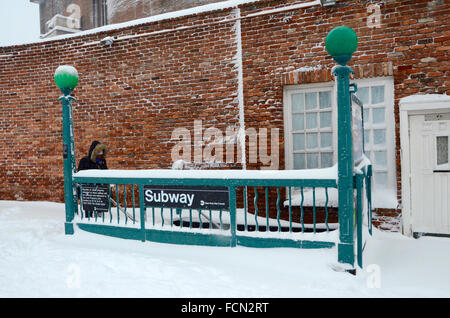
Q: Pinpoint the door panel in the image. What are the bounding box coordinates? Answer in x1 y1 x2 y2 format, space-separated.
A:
410 115 450 235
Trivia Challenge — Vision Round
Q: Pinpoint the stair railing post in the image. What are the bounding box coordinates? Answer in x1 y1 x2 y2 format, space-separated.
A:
325 26 359 267
54 66 79 235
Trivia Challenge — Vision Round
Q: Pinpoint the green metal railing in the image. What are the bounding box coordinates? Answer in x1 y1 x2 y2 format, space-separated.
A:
59 26 369 272
72 171 372 256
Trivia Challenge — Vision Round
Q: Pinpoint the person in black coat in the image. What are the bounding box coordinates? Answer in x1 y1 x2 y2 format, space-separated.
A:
77 141 108 217
78 141 108 171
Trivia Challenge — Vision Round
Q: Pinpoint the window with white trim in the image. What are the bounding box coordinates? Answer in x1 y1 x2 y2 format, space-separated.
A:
356 78 395 188
284 85 335 170
284 77 396 205
436 135 450 170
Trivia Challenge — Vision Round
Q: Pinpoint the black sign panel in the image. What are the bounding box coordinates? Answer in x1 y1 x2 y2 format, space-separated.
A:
143 185 229 210
81 184 109 212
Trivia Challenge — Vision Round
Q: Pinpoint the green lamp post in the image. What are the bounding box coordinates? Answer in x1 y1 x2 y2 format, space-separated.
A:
325 26 358 267
55 65 79 235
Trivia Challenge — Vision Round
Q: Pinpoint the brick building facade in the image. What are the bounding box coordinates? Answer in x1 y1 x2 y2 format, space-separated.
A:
1 0 449 233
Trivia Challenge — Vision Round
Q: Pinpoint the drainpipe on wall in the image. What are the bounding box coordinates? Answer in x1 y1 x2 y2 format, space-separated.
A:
233 7 247 170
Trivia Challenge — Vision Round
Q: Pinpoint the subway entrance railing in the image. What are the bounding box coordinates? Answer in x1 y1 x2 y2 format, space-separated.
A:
57 26 372 271
70 165 373 269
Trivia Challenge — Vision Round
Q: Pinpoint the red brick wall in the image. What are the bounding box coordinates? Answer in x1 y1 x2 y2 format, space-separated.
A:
1 0 449 230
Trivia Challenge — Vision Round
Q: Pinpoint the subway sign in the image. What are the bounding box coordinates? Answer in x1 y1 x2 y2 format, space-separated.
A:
143 185 229 210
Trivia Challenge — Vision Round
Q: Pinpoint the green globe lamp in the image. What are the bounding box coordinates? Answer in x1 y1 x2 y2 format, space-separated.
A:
55 65 79 235
325 26 358 66
54 65 79 95
325 26 358 268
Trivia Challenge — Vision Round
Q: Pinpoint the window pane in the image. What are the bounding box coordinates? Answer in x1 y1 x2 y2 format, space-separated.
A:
293 134 305 151
373 129 386 145
371 86 385 104
372 108 385 124
320 132 332 148
307 133 318 149
363 108 369 123
294 153 306 169
320 112 332 128
292 93 304 112
321 152 333 167
305 92 317 110
292 114 304 131
437 136 449 165
319 91 331 109
357 87 369 105
374 151 387 168
364 129 370 145
306 113 317 129
307 153 319 168
375 172 388 185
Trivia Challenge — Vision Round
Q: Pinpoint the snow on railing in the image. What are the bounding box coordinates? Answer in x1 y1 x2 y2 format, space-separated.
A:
73 165 340 248
74 165 338 180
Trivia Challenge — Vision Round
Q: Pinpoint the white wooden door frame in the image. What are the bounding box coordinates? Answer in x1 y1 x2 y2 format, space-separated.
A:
400 94 450 237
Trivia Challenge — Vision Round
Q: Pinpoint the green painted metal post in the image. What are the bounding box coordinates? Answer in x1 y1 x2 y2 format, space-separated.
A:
366 165 373 236
229 186 237 247
61 93 76 235
68 97 78 215
325 26 358 267
55 65 79 235
139 185 146 242
356 173 363 269
335 64 355 266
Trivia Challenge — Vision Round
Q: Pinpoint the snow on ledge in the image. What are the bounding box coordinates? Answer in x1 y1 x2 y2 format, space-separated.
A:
372 189 398 209
400 94 450 112
400 94 450 104
354 154 371 174
1 0 262 48
74 165 337 180
1 0 323 48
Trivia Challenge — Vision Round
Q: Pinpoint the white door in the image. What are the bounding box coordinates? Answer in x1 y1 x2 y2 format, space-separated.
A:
409 113 450 235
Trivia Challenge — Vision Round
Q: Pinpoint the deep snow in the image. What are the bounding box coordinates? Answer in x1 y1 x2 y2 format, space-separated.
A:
0 200 449 298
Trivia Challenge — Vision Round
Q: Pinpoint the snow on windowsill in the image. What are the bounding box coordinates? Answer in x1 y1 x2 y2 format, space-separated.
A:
372 188 398 209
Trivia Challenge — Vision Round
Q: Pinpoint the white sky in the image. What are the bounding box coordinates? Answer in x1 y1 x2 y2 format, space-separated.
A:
0 0 40 46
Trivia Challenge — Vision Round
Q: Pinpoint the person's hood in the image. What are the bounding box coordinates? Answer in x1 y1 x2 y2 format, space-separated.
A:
88 141 108 162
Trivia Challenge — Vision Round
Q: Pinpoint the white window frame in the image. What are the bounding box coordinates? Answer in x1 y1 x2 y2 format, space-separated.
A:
283 77 396 203
356 77 395 191
283 82 337 170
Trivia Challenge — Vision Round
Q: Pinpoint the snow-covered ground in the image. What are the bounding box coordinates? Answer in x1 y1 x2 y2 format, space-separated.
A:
0 200 449 298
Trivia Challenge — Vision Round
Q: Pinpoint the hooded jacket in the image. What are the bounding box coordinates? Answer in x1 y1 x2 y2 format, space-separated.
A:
77 141 108 171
